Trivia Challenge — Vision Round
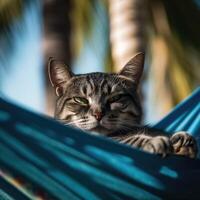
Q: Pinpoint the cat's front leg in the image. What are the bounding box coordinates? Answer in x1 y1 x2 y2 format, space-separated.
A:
170 132 198 158
114 134 172 156
142 136 173 157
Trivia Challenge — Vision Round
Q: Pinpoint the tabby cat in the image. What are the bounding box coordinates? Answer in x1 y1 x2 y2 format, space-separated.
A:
48 53 198 158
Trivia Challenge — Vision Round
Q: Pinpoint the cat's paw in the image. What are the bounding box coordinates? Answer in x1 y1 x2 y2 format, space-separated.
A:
143 136 172 157
170 132 198 158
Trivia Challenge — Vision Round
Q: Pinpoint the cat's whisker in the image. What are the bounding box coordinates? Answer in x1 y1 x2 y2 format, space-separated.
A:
113 119 142 128
65 119 86 125
120 118 142 126
58 119 68 122
114 122 141 133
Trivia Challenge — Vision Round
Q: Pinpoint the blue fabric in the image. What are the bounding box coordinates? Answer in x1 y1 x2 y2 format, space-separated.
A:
0 87 200 199
154 87 200 136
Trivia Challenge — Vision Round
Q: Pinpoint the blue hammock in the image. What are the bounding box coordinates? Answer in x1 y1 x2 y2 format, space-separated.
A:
0 88 200 200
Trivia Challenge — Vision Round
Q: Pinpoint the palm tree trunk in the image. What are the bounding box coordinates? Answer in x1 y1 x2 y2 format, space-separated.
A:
108 0 147 71
42 0 72 116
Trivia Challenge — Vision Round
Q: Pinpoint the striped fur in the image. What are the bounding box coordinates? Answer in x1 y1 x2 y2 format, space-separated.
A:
48 53 198 158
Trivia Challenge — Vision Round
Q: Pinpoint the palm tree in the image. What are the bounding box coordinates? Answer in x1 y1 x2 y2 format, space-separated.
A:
108 0 200 121
0 0 29 30
148 0 200 119
42 0 72 116
42 0 97 116
108 0 146 71
0 0 31 65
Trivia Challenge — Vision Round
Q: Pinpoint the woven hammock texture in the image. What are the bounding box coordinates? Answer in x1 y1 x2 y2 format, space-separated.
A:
0 88 200 200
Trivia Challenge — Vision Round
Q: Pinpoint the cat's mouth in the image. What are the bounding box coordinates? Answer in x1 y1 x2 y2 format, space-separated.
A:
71 118 121 135
90 125 112 135
88 120 117 135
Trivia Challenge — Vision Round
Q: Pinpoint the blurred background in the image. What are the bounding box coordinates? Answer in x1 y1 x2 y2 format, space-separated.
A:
0 0 200 124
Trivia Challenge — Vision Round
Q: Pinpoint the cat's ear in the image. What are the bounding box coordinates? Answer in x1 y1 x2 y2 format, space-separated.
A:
48 57 73 96
119 52 144 85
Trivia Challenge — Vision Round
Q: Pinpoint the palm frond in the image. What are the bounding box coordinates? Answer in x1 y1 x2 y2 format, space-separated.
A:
148 0 200 118
0 0 31 33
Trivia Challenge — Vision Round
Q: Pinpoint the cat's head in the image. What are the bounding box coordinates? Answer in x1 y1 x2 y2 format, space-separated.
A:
48 53 144 135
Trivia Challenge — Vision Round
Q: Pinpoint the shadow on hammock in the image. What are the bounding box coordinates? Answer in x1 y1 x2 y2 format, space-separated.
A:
0 87 200 199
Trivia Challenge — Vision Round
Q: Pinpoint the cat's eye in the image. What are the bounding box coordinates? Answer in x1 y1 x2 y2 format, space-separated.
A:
73 97 89 105
108 94 122 103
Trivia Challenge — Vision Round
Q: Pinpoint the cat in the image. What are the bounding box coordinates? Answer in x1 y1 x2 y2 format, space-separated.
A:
48 52 198 158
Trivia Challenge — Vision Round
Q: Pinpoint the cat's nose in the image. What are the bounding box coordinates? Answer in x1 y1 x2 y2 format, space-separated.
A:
93 111 104 121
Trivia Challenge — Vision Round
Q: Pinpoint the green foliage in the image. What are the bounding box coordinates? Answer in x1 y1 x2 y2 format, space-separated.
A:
0 0 31 32
163 0 200 50
148 0 200 109
71 0 95 57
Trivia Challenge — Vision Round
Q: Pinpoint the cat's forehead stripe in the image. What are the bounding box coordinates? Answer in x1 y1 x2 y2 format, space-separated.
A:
84 73 104 95
87 75 95 92
69 73 128 98
91 77 111 95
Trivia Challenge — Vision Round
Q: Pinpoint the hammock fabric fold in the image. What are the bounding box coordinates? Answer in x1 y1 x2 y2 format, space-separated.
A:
0 88 200 200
